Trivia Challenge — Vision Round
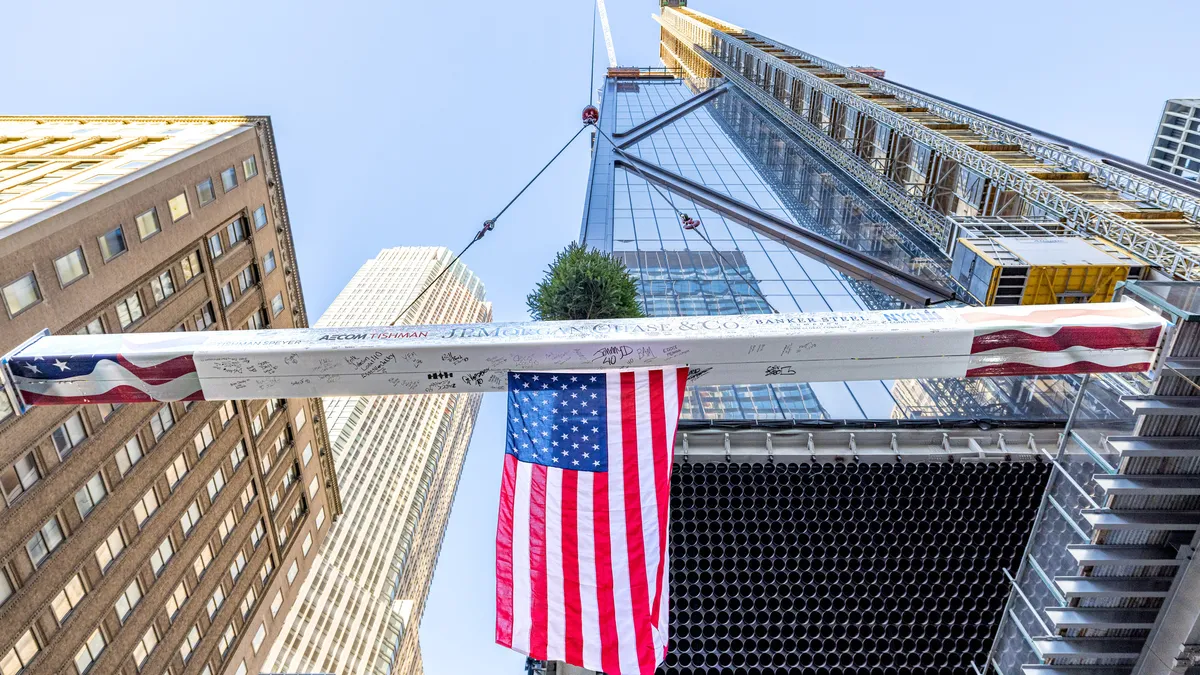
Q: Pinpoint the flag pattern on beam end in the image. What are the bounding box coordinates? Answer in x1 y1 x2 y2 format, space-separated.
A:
7 353 205 405
496 367 688 675
962 304 1164 377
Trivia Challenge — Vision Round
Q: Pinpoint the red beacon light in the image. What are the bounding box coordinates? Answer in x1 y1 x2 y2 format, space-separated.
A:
582 105 600 126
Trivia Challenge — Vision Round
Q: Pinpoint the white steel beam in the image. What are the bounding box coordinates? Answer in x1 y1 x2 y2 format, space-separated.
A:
0 303 1166 410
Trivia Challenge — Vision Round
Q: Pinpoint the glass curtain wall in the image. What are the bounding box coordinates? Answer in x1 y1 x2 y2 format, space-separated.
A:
584 79 1137 423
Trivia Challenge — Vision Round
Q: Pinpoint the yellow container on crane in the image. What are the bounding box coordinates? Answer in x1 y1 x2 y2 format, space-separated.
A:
950 236 1150 306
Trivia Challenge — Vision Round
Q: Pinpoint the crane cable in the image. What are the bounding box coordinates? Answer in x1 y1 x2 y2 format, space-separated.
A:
589 0 598 105
389 124 589 326
593 126 779 314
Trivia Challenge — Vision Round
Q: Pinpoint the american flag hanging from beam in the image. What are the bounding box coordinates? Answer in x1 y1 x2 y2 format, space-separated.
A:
496 367 688 675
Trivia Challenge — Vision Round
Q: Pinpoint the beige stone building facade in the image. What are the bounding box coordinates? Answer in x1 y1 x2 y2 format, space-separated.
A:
0 116 341 675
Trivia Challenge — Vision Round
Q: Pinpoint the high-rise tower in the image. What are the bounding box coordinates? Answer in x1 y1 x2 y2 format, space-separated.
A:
263 247 491 675
544 5 1200 674
1148 99 1200 182
0 116 341 675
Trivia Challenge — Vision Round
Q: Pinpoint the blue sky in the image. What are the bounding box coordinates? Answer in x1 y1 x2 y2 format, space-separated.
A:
7 0 1200 673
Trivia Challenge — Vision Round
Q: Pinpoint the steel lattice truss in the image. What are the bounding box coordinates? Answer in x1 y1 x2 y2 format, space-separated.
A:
655 8 1200 281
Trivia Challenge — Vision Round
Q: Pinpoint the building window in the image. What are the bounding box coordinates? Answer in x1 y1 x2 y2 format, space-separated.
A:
114 578 142 623
166 582 189 622
194 302 216 330
316 506 326 530
116 436 144 475
229 441 247 469
134 488 159 528
227 217 248 245
115 292 144 329
150 536 174 576
251 519 266 548
132 625 158 670
229 551 247 581
74 472 107 518
179 624 201 662
0 570 12 607
218 624 237 657
95 526 125 570
96 401 119 420
55 248 88 287
27 516 65 568
193 424 215 456
194 542 215 579
150 270 175 305
253 205 268 229
219 401 237 427
150 405 175 440
98 226 127 261
302 532 313 556
206 585 226 619
236 265 257 293
262 249 276 274
2 451 40 504
219 509 237 542
243 155 258 179
221 167 238 192
135 208 160 240
38 190 82 202
260 449 273 476
287 559 299 584
168 192 189 221
220 282 235 308
180 500 202 535
197 178 215 206
271 292 285 316
308 475 319 500
180 251 202 283
5 632 40 673
76 317 104 335
51 573 87 624
302 443 313 466
166 453 188 490
247 308 268 330
260 555 275 584
207 232 223 259
251 414 263 436
73 628 102 674
240 480 257 512
207 468 227 501
3 272 41 317
270 590 283 617
240 586 258 619
52 412 88 459
294 408 307 431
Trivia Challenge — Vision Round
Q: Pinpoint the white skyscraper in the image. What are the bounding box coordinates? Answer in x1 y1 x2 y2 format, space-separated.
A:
1148 98 1200 181
263 247 491 675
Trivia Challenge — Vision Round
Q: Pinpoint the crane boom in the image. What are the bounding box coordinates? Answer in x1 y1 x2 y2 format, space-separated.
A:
0 303 1165 411
596 0 618 68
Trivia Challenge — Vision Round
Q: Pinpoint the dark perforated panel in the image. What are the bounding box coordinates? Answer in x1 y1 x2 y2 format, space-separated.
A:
661 461 1050 675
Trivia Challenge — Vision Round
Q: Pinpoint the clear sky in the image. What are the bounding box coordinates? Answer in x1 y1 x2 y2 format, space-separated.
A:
7 1 1200 673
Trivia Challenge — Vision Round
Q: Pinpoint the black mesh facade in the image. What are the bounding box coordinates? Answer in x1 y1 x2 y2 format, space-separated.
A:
662 460 1050 675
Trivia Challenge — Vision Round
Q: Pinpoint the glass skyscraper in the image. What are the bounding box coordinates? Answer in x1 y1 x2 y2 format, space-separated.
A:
582 76 1135 424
